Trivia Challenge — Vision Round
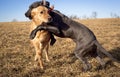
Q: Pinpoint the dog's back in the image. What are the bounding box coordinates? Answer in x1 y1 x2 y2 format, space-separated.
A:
50 10 96 44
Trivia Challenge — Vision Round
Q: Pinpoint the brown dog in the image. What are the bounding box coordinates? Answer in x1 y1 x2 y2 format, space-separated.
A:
27 5 54 69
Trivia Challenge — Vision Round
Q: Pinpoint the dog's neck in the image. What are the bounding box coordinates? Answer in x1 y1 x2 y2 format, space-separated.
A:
32 19 43 26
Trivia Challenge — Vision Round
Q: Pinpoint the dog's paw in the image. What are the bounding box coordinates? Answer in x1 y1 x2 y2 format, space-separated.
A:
50 38 56 46
30 30 36 39
34 55 39 61
82 64 92 72
30 34 35 39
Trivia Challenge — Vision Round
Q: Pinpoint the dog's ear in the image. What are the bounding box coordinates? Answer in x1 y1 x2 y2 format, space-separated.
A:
50 5 54 10
25 1 42 20
31 9 37 19
29 1 42 9
45 1 50 7
25 1 51 20
25 9 32 20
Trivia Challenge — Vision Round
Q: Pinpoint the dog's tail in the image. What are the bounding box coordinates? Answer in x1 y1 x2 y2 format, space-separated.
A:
95 40 120 63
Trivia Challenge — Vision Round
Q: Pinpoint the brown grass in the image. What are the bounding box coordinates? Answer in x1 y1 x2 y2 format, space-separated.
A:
0 18 120 77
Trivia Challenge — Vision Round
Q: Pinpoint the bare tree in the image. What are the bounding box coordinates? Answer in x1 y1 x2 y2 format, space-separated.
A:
111 13 119 18
69 15 79 19
91 12 97 19
82 15 88 19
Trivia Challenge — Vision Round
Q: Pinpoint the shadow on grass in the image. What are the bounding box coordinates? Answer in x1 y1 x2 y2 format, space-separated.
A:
109 47 120 61
65 47 120 65
98 47 120 70
22 47 120 77
23 67 45 77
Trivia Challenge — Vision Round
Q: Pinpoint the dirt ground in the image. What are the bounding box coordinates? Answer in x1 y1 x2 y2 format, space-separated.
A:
0 18 120 77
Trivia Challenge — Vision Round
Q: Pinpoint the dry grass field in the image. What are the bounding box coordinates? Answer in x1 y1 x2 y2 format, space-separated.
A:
0 18 120 77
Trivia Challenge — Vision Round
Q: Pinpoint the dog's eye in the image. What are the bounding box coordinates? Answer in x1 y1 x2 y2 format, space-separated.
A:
40 11 43 14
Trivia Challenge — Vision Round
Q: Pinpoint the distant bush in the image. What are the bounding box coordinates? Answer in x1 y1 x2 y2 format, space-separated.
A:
111 13 120 18
69 15 80 19
12 19 18 22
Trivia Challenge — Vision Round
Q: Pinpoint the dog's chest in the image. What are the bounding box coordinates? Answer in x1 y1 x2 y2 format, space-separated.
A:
31 25 50 42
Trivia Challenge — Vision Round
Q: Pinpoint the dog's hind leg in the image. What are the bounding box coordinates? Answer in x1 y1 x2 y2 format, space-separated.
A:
96 50 106 68
91 44 106 68
74 45 92 72
95 40 120 63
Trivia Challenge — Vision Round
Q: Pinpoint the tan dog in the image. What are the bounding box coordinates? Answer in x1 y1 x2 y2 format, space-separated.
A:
29 5 53 69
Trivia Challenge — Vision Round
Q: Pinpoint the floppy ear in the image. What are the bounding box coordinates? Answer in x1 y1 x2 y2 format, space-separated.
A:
25 1 42 20
31 9 37 19
25 9 32 20
46 1 50 7
50 5 54 10
29 1 42 8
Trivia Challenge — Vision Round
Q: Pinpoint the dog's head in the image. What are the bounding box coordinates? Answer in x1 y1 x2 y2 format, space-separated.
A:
25 1 50 19
25 1 53 23
31 6 53 23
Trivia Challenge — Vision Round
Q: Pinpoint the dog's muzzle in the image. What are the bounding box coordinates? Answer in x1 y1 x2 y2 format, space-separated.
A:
47 17 53 23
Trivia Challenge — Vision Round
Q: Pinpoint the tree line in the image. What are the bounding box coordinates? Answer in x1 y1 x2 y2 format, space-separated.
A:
69 12 120 19
11 12 120 22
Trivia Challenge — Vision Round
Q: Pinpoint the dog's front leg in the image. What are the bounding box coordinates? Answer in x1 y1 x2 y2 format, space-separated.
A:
30 25 61 39
45 44 50 62
32 39 44 69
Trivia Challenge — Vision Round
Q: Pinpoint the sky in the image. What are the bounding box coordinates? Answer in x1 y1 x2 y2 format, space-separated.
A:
0 0 120 22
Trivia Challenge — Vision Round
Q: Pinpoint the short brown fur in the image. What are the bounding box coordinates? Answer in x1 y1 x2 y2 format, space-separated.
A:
30 6 52 69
